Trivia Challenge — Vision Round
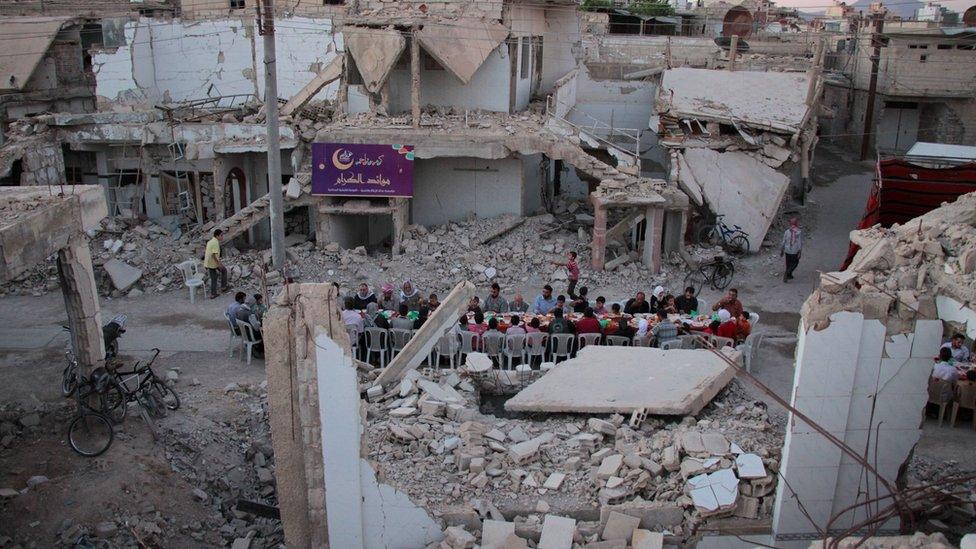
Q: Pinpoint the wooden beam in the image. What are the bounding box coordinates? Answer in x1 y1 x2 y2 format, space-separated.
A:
606 211 644 244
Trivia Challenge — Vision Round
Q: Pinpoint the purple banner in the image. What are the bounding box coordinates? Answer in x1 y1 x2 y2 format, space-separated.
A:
311 143 414 197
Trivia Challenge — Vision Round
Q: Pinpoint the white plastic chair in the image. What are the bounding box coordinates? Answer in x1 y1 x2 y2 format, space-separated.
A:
459 331 480 362
365 328 389 368
749 312 760 328
606 335 631 346
431 333 459 369
660 339 682 350
577 333 602 349
236 319 260 365
390 328 414 358
525 332 548 366
736 333 765 372
482 332 505 367
549 333 575 363
503 334 527 370
710 335 735 349
633 334 652 347
176 260 205 304
226 313 242 358
679 333 705 349
346 326 360 361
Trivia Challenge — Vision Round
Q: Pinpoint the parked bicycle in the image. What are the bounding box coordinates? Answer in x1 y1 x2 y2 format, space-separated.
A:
61 314 127 398
102 348 180 440
66 356 115 457
684 255 736 294
696 215 750 256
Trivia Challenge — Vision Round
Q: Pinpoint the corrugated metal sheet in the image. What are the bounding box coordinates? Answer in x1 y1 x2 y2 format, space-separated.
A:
0 16 73 92
906 142 976 163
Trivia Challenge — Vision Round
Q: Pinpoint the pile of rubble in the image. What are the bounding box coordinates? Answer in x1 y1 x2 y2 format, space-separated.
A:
362 354 784 547
808 191 976 331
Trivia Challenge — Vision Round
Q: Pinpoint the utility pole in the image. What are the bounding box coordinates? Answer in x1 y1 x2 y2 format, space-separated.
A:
859 13 884 161
728 35 739 71
258 0 286 269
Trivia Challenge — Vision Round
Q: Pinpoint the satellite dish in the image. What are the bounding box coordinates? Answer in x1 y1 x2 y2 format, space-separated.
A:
714 36 751 52
964 5 976 26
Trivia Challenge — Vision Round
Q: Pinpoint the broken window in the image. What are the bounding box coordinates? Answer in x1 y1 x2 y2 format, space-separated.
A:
230 0 245 9
322 0 344 4
519 37 530 80
937 44 952 49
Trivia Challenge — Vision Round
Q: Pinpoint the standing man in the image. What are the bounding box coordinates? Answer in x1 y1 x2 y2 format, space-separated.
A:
781 218 802 283
205 229 229 299
553 251 581 299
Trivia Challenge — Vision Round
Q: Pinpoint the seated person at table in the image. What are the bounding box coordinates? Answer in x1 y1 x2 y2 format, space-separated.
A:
703 319 721 336
400 280 422 311
606 315 635 339
365 303 389 330
533 285 558 315
428 293 440 310
235 295 264 357
633 319 648 341
610 303 623 316
712 288 743 319
391 304 415 331
226 291 247 327
650 286 665 313
625 292 651 315
526 318 542 333
932 347 959 381
571 286 590 314
467 296 483 314
554 295 569 314
576 307 602 334
341 297 365 337
735 310 752 344
675 286 698 315
548 308 576 335
413 307 430 330
716 309 737 339
484 318 504 343
378 283 399 311
253 294 268 321
510 293 529 313
353 283 377 309
507 315 526 336
452 315 468 335
484 283 508 313
593 296 608 316
660 294 678 315
942 333 971 363
469 311 488 342
652 310 679 347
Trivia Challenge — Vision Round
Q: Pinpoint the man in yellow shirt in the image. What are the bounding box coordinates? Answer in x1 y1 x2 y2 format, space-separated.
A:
205 229 229 299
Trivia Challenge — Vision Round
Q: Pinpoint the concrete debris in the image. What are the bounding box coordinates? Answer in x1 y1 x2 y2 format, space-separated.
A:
103 259 143 292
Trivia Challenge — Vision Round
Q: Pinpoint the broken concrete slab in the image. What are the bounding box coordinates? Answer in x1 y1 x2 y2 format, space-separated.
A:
599 500 684 529
601 511 640 541
688 468 739 514
505 347 737 415
103 259 143 292
734 453 767 479
345 27 406 94
538 514 576 549
280 55 344 116
677 148 790 252
632 529 664 549
415 20 509 85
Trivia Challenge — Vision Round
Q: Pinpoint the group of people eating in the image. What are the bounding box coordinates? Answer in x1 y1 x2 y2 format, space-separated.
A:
930 333 974 382
340 278 756 356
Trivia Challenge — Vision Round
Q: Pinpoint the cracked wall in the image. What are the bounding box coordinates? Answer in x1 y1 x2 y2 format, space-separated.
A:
92 16 342 107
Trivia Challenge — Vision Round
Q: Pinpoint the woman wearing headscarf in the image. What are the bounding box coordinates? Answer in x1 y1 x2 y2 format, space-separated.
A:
400 280 422 311
650 285 666 312
716 308 737 339
781 217 802 283
635 318 649 339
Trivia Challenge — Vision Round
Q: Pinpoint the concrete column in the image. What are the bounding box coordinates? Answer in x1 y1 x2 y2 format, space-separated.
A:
642 206 664 274
57 235 104 375
591 197 607 270
95 150 111 214
391 197 409 256
212 156 228 221
410 26 421 128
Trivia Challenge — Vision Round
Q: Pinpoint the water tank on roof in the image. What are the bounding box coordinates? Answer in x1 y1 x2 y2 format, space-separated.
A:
721 6 754 38
964 5 976 27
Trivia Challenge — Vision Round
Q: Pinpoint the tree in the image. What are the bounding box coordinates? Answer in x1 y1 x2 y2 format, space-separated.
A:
627 0 676 16
581 0 613 11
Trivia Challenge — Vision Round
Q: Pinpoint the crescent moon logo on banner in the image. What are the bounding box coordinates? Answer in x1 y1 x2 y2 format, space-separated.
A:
332 149 354 170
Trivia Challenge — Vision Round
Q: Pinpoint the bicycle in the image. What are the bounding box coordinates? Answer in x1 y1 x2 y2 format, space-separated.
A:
102 348 179 440
696 214 751 256
67 369 115 457
684 256 736 294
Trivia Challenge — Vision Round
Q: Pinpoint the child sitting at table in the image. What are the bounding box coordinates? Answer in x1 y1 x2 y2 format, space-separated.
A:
932 347 959 381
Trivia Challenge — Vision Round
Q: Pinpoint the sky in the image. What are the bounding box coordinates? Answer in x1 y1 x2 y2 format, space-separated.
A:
774 0 974 15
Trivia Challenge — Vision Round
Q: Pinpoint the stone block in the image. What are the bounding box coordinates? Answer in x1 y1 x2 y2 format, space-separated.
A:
589 418 617 436
632 529 664 549
538 515 576 549
543 472 566 490
601 511 640 541
444 526 476 549
103 259 143 291
597 454 623 480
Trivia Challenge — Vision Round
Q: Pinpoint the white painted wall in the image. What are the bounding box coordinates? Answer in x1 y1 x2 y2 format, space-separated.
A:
541 8 581 94
520 153 546 216
772 311 943 537
411 157 525 226
349 46 513 114
514 37 533 111
93 16 342 106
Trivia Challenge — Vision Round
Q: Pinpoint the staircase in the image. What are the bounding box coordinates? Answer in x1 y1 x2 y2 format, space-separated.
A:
210 173 311 241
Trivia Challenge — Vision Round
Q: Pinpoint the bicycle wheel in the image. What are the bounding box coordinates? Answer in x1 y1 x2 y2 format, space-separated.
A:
61 363 78 397
727 234 750 256
102 381 127 424
136 394 160 440
68 413 114 457
696 225 720 247
684 269 706 296
711 261 735 290
150 380 180 411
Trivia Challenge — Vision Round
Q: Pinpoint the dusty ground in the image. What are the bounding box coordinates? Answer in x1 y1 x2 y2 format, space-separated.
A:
0 144 973 546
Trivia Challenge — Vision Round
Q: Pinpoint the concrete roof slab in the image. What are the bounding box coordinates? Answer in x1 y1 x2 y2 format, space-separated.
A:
504 346 738 415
